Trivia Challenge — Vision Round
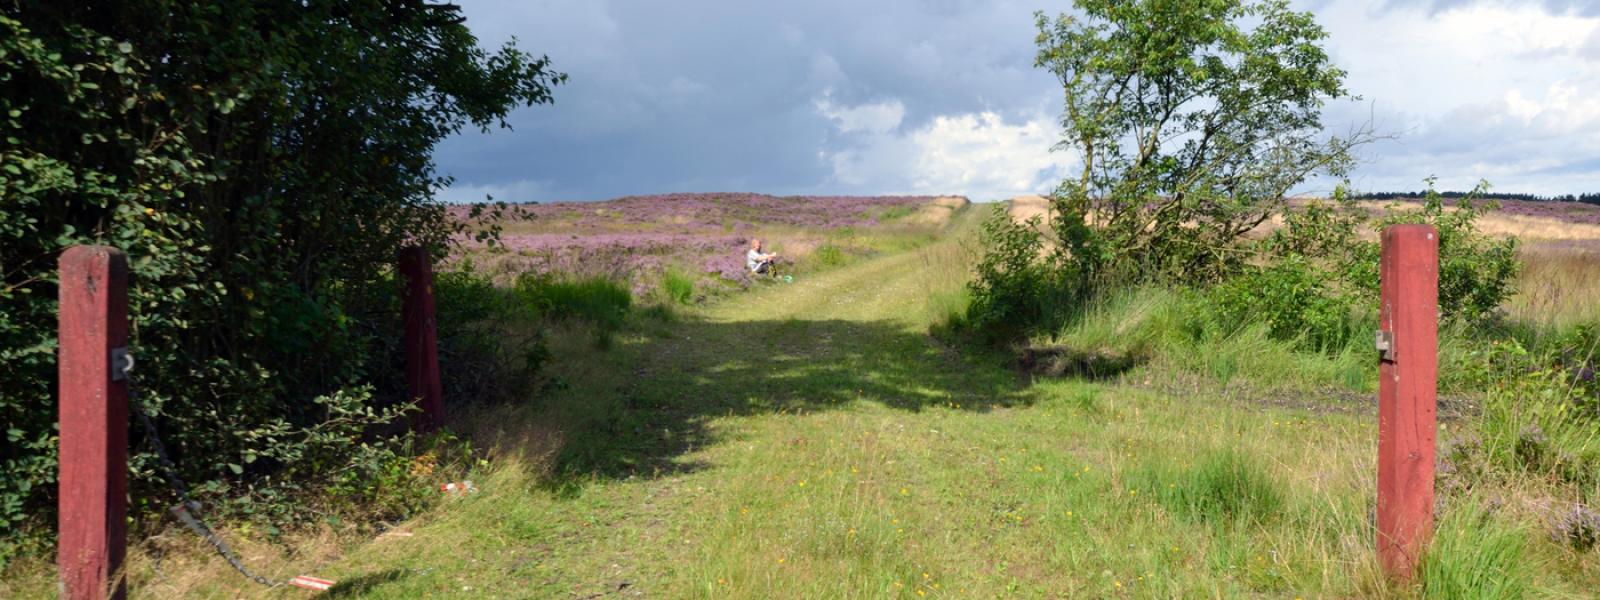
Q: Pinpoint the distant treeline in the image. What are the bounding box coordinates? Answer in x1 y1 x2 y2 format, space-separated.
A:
1353 191 1600 206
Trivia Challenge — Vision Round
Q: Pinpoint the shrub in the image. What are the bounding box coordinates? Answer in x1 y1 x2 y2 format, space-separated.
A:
963 205 1074 344
324 430 479 525
1209 256 1365 353
1204 181 1519 358
1551 504 1600 553
1263 180 1520 327
0 3 561 547
434 264 549 407
1374 179 1520 324
876 204 918 221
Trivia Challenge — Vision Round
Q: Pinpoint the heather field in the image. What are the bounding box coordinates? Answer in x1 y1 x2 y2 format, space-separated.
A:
449 193 969 296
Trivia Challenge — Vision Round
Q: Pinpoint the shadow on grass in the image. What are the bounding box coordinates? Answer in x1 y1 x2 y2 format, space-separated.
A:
531 314 1033 491
317 568 411 597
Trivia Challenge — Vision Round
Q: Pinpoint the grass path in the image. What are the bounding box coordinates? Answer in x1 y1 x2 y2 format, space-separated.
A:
254 213 1403 599
121 208 1595 599
8 207 1595 598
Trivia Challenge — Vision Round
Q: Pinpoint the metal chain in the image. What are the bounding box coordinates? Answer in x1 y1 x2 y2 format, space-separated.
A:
123 357 282 588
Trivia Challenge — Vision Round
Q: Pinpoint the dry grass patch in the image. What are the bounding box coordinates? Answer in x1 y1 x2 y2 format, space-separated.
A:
905 196 970 227
1508 243 1600 330
1006 194 1052 229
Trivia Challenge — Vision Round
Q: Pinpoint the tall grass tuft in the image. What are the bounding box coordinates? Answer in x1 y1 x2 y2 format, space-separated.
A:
813 243 848 268
660 268 696 305
1050 286 1373 391
1149 448 1284 525
514 274 632 331
1421 500 1537 600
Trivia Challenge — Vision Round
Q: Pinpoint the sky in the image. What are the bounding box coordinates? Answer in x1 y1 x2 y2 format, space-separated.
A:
434 0 1600 203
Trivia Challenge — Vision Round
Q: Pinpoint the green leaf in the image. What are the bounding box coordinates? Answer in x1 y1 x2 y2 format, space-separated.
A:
227 463 243 475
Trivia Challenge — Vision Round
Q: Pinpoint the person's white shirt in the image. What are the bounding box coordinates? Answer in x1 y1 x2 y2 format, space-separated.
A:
747 247 768 272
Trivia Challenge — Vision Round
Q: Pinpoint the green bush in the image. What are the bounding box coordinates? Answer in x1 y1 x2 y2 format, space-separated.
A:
1205 180 1517 356
1375 180 1520 324
0 3 561 547
434 264 549 407
1209 256 1365 353
875 204 918 221
1262 181 1519 327
963 205 1074 344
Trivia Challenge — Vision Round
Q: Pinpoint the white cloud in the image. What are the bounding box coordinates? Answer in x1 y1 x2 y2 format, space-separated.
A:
436 179 554 204
1510 82 1600 135
816 96 1072 200
908 113 1069 197
1310 0 1600 193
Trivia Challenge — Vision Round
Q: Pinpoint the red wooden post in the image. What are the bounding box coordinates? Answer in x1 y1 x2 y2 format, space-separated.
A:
399 245 443 431
57 246 130 600
1376 225 1439 580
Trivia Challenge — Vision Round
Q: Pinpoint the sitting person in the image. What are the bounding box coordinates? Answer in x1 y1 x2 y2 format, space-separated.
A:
746 238 780 276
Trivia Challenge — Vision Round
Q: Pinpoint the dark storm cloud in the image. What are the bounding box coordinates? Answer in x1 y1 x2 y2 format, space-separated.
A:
435 0 1600 202
435 0 1066 202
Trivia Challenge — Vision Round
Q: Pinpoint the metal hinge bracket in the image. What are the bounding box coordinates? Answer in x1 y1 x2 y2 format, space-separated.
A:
111 347 132 381
1375 331 1395 362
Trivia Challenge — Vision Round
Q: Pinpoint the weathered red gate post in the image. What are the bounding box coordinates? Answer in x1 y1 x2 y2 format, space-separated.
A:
58 246 130 600
1376 224 1439 580
399 245 443 431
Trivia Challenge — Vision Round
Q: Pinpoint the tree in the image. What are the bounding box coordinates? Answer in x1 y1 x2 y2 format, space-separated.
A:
1034 0 1365 287
1 1 562 540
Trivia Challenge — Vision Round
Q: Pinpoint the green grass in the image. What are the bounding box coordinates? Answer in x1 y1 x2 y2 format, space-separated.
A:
660 267 696 305
8 205 1600 598
1047 286 1374 392
1137 448 1284 526
1421 500 1540 600
812 243 848 268
514 274 632 328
